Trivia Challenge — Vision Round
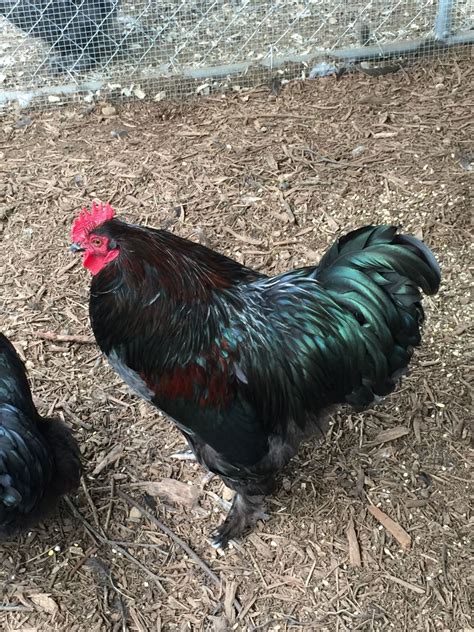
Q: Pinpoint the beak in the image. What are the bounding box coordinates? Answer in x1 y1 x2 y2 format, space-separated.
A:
70 243 85 253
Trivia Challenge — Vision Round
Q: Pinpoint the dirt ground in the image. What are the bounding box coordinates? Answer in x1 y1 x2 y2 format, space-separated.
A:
0 57 472 631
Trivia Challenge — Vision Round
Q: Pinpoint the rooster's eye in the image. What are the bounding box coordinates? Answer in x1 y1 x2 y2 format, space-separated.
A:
91 238 102 247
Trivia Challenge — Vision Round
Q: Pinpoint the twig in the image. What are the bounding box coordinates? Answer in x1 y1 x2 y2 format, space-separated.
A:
35 331 95 344
223 227 263 245
441 543 452 590
81 478 102 531
117 490 242 613
92 444 124 476
60 402 93 431
64 497 167 595
385 574 425 594
117 491 219 582
366 425 410 446
104 477 116 533
243 106 341 117
367 504 412 550
0 604 33 612
346 518 362 568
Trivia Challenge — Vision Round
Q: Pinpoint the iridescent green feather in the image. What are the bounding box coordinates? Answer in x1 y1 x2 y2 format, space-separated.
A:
236 225 441 422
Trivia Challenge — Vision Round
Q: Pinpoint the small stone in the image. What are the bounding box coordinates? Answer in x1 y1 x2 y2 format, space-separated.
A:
196 83 210 95
221 485 234 502
128 507 142 522
0 205 14 220
133 87 146 99
351 144 366 157
111 129 129 139
101 105 116 117
15 117 33 128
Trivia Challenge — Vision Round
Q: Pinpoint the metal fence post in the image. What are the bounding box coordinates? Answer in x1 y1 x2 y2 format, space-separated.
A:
435 0 455 41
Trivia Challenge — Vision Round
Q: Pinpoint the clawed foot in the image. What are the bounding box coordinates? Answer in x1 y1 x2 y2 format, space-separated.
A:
170 449 196 461
211 494 269 549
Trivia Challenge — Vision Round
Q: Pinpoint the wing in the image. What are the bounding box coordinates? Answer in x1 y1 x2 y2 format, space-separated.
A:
103 298 271 470
0 333 38 420
0 404 52 534
235 274 376 425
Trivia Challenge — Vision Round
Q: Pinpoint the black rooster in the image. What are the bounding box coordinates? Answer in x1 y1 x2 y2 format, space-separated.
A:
0 0 121 71
0 333 81 537
71 202 440 547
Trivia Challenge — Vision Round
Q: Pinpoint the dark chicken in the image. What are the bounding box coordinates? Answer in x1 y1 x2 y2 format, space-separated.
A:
0 0 121 71
71 202 440 547
0 333 81 537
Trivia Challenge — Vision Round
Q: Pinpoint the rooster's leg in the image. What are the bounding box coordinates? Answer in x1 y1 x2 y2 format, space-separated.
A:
211 493 268 549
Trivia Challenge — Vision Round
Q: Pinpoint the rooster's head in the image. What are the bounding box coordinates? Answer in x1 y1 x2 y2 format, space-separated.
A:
70 201 119 275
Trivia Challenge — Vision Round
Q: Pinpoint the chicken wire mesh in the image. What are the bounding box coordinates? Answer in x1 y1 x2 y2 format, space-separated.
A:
0 0 473 109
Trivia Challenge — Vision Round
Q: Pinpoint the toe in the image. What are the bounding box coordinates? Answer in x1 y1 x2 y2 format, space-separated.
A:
210 529 229 549
170 449 196 461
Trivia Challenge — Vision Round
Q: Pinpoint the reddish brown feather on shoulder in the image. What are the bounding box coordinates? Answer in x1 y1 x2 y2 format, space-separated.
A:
139 342 236 409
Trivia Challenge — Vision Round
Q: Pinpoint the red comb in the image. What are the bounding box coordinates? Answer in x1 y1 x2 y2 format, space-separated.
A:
71 201 115 243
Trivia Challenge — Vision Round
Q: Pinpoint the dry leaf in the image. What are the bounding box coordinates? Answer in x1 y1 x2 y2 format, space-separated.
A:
139 478 200 507
30 593 58 614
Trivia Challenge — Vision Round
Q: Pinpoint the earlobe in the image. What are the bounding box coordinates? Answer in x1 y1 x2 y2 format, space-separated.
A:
109 239 117 249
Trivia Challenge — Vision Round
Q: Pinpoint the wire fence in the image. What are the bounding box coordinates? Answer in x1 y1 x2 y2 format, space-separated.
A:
0 0 472 109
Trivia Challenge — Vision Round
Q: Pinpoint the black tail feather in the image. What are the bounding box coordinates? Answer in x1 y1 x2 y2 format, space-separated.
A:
0 333 82 537
316 225 440 407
